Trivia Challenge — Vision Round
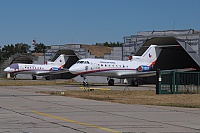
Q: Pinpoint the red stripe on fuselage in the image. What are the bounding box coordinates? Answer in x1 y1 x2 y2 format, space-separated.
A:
9 69 50 74
74 68 136 76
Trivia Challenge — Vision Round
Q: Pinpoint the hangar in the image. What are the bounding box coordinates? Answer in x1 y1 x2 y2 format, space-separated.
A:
0 54 36 78
49 49 79 79
0 50 79 79
124 29 200 71
136 37 200 70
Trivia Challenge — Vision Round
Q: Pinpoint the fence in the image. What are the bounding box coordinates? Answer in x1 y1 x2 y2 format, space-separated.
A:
156 70 200 94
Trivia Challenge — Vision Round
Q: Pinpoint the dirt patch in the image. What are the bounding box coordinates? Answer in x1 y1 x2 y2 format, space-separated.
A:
81 45 113 58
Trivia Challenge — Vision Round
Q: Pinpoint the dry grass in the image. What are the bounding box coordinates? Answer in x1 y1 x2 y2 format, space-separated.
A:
1 79 200 108
39 90 200 108
0 79 74 86
81 45 113 58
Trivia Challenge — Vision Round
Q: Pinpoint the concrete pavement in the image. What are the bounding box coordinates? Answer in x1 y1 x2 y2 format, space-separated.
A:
0 85 200 133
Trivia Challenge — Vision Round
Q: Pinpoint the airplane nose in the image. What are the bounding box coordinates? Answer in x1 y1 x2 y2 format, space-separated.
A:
69 64 82 74
69 66 76 74
4 67 10 72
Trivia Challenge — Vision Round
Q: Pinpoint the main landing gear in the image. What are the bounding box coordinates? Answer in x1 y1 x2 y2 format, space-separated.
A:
107 78 114 86
13 74 17 80
131 79 138 87
32 75 51 80
32 75 37 80
45 75 50 80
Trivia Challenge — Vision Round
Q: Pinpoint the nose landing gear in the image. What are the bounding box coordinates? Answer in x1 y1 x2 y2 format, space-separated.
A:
82 76 89 87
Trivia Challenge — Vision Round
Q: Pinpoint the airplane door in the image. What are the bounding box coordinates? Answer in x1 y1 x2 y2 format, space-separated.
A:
92 63 98 70
20 66 23 70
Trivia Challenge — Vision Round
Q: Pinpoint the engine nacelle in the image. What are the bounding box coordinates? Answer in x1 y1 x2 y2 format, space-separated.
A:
50 67 59 71
137 65 151 72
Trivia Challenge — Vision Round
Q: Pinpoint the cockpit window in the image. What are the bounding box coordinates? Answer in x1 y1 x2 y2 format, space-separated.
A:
76 61 90 64
84 61 90 64
9 63 19 69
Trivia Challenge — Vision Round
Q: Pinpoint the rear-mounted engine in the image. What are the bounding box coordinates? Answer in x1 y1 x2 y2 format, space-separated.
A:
137 65 151 72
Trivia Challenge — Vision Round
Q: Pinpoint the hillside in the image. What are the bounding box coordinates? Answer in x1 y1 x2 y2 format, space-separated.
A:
81 45 113 58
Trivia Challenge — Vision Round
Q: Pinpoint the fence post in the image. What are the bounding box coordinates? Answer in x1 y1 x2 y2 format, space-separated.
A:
172 71 176 94
198 73 200 94
156 70 161 94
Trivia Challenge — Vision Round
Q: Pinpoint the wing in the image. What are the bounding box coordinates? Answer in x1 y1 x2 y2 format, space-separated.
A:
35 68 69 76
116 68 196 79
117 71 156 78
48 68 69 75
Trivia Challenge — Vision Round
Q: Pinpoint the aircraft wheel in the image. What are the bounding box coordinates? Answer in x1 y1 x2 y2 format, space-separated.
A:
13 75 17 80
32 76 37 80
131 80 138 87
45 76 50 80
108 79 114 86
83 81 89 87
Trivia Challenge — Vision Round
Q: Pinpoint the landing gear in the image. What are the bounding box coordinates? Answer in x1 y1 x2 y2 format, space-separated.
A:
83 76 89 86
32 75 37 80
13 74 17 80
83 81 89 87
108 78 114 86
45 76 50 80
131 80 138 87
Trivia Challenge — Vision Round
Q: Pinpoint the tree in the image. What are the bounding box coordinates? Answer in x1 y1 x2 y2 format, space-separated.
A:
32 43 47 53
0 43 31 63
15 43 30 53
95 42 123 47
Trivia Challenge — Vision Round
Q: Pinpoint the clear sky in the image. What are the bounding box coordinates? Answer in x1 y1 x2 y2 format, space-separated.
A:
0 0 200 47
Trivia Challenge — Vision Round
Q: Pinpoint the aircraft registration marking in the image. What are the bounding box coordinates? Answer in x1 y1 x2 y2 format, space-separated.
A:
32 110 121 133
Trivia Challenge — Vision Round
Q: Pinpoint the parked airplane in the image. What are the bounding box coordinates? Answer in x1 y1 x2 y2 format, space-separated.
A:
4 54 67 80
69 45 162 86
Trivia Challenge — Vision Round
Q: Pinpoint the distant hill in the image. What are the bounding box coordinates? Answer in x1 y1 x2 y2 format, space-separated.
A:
81 45 113 58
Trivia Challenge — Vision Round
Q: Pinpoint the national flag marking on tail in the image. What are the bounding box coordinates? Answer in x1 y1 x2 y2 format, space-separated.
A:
149 53 152 58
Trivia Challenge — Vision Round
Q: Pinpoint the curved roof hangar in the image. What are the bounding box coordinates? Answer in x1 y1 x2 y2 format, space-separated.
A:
135 37 200 70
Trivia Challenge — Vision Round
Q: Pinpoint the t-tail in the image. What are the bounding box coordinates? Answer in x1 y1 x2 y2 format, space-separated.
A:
141 45 161 65
132 45 161 71
47 54 66 68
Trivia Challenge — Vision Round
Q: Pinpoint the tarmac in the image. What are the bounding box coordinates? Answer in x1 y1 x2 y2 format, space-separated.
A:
0 84 200 133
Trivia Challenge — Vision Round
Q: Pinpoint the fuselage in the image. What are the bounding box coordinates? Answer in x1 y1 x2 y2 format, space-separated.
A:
4 54 66 76
69 58 148 78
69 45 160 79
4 63 61 75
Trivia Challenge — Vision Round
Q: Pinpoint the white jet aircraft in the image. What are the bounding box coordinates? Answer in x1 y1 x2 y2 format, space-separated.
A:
69 45 162 86
4 54 67 80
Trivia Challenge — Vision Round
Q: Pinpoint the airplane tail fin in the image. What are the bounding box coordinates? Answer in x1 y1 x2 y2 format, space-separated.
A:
47 54 66 68
141 45 161 66
132 45 161 68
